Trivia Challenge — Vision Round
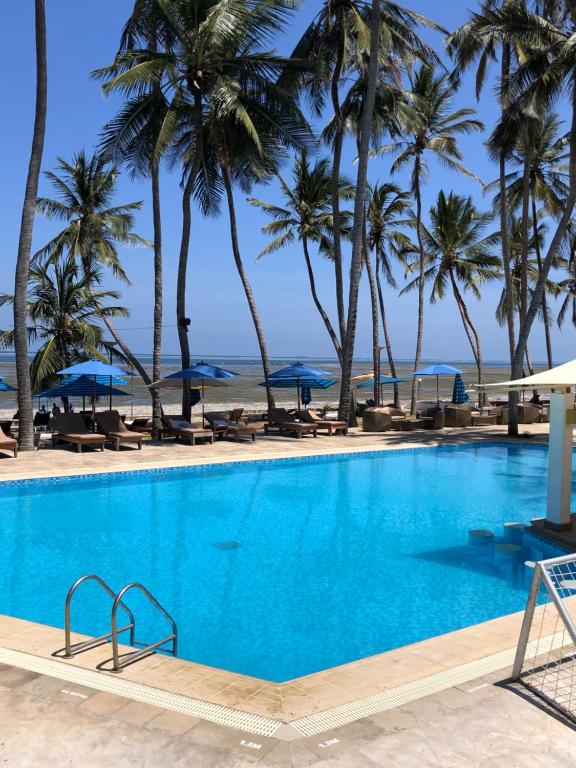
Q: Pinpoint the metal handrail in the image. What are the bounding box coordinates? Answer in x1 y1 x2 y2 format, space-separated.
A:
109 582 177 672
55 574 136 659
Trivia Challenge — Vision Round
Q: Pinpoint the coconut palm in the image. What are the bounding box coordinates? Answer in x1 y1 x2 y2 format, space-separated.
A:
474 2 576 431
249 152 354 363
285 1 442 348
95 0 304 419
365 182 411 407
96 0 172 435
402 192 500 401
14 0 47 450
488 112 569 367
375 65 484 412
0 257 127 393
447 0 530 366
33 152 152 387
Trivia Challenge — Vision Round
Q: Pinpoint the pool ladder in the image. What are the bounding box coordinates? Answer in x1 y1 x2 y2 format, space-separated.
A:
52 574 177 672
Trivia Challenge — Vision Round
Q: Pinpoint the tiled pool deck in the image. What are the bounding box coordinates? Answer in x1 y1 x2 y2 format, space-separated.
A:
2 422 576 764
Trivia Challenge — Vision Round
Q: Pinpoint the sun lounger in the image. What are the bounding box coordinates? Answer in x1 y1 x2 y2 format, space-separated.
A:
303 410 348 435
264 408 318 439
162 416 214 445
127 417 152 433
228 408 247 423
205 415 257 442
52 413 106 453
0 425 17 458
96 410 143 450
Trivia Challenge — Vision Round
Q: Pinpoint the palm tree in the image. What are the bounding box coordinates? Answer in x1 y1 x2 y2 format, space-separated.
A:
474 2 576 433
96 0 172 435
14 0 47 450
33 152 152 387
488 112 569 368
448 0 526 367
403 192 500 401
249 152 354 363
376 65 484 413
285 1 442 348
365 182 411 407
0 258 127 393
96 0 302 419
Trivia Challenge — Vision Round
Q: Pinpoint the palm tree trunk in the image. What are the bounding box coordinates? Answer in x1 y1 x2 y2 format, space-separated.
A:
151 163 163 436
338 0 380 424
220 159 275 412
449 270 485 407
520 155 531 323
375 254 399 407
531 196 553 368
14 0 47 452
302 238 342 364
330 36 347 347
511 90 576 424
176 171 194 420
363 239 380 407
410 157 425 415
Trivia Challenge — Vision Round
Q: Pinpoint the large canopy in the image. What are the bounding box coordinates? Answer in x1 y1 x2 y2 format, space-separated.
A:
483 359 576 391
161 362 238 381
357 375 404 390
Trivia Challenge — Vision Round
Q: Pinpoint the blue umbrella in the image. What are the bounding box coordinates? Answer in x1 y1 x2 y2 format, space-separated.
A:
0 381 16 392
413 364 463 404
357 375 404 390
452 373 469 404
262 363 334 414
64 373 128 386
157 361 239 425
58 359 135 415
35 375 129 398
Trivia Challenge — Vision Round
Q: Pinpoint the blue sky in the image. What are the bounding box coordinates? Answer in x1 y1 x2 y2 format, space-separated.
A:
0 1 573 364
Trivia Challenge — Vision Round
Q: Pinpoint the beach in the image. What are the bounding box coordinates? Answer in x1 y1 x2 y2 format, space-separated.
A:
0 355 543 420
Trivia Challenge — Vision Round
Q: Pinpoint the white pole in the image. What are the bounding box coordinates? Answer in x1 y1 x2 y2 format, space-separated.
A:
546 390 574 529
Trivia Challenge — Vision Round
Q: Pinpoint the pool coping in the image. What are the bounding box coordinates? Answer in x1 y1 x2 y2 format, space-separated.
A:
0 433 562 738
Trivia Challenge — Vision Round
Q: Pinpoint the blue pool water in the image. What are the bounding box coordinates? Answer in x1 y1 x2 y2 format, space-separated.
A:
0 443 565 681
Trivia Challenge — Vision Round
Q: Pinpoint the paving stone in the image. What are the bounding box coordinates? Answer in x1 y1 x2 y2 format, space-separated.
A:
79 691 132 715
0 667 40 689
113 700 166 724
147 709 201 735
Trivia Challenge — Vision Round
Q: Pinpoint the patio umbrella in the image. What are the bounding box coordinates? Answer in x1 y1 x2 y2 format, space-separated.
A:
261 363 334 415
413 364 463 405
58 359 134 416
0 380 16 392
35 375 130 415
149 361 238 426
357 375 404 389
452 373 469 404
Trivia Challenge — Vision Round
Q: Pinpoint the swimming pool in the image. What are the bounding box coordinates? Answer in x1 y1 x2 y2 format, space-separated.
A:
0 443 565 682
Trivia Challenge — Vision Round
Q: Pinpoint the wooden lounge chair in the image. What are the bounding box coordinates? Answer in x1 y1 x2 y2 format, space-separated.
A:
127 417 152 433
205 415 257 442
264 408 318 439
0 425 17 458
228 408 247 423
96 410 144 451
303 409 348 436
162 416 214 445
52 413 106 453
